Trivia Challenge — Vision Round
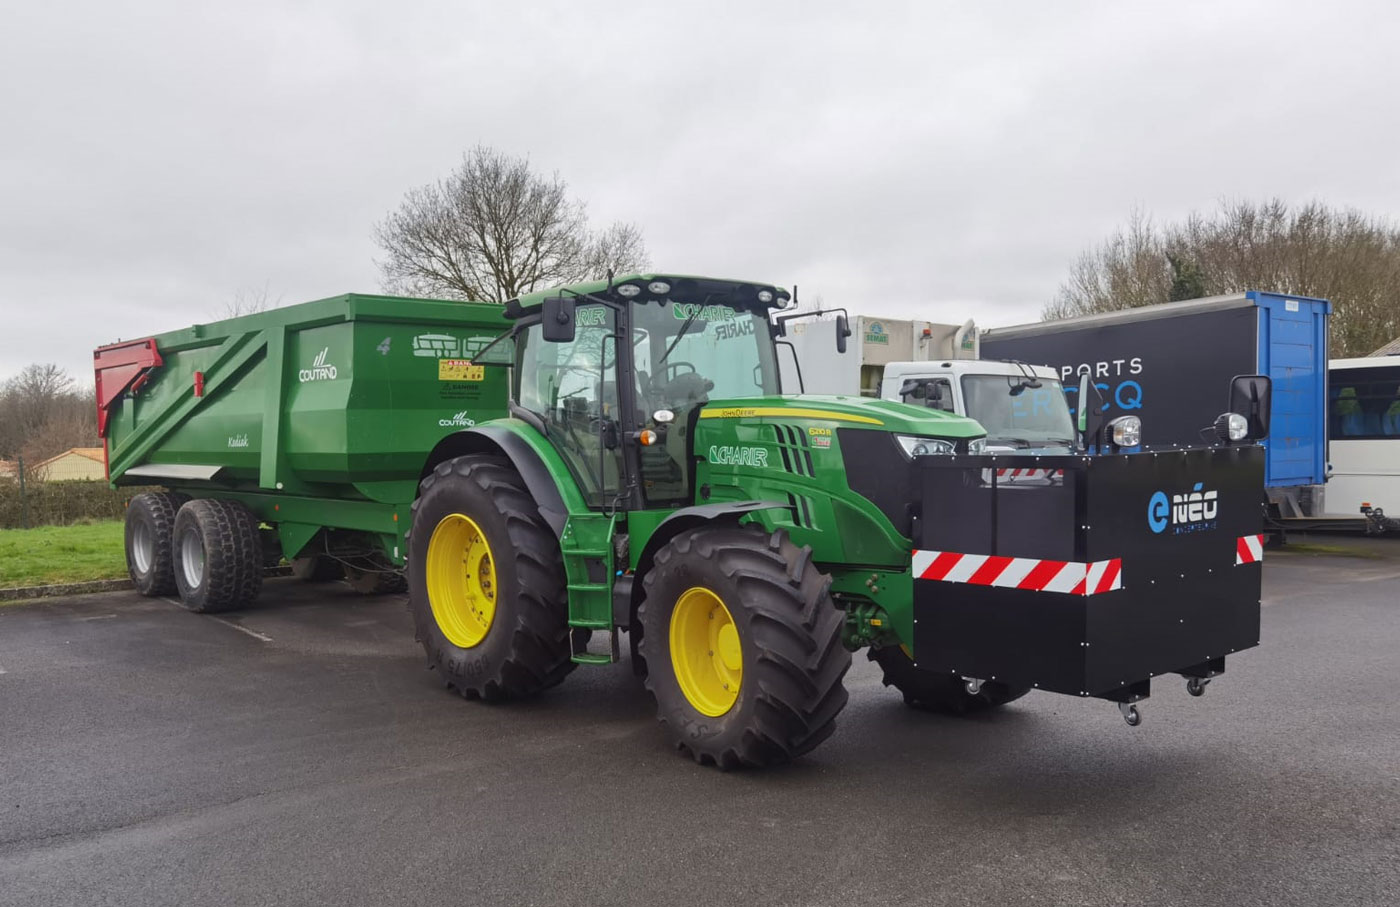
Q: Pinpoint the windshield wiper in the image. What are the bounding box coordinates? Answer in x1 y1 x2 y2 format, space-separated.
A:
656 292 716 369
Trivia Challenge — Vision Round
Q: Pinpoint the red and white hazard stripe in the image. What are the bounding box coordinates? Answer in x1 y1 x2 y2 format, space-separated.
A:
1235 534 1265 565
912 549 1123 596
994 468 1064 481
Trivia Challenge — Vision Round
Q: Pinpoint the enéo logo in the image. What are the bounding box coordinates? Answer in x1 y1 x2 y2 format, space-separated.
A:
1148 482 1219 534
1148 492 1170 533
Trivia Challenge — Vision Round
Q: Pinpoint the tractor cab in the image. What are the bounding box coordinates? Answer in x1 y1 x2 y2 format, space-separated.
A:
475 276 786 510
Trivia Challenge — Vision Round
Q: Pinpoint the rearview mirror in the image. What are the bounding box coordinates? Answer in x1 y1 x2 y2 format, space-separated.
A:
899 378 928 400
541 296 576 343
1229 374 1272 440
835 313 852 354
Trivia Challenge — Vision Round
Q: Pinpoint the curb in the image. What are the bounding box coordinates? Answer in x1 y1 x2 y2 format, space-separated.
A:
0 566 295 604
0 579 132 602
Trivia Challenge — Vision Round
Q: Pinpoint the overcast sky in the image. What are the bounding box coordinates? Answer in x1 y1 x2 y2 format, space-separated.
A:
2 0 1397 383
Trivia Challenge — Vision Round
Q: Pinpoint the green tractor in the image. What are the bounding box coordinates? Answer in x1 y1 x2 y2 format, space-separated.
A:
407 274 997 768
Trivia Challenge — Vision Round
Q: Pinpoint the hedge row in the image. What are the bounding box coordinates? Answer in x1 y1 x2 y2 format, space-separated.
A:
0 480 131 529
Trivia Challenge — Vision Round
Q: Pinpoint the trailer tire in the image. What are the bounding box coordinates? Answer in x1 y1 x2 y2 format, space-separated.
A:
868 646 1031 715
638 526 851 769
407 455 573 701
171 499 263 613
124 491 188 597
290 555 344 582
345 567 407 595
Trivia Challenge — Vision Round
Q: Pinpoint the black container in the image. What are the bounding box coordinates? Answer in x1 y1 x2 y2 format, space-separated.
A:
912 447 1264 700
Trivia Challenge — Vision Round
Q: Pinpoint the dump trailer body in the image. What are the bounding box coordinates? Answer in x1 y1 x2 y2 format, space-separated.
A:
980 292 1331 518
96 294 510 562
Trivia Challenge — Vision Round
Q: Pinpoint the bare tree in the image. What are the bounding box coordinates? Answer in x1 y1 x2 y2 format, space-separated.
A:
1045 199 1400 358
1043 208 1170 320
0 364 96 462
374 146 650 302
217 281 281 319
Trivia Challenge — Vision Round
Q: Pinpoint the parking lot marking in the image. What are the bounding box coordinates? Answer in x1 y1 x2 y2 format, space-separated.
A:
210 617 273 643
160 598 272 642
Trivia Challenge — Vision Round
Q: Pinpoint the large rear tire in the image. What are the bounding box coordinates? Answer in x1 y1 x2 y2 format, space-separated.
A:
638 526 851 769
345 566 407 595
868 646 1031 714
171 499 263 613
407 455 573 701
124 491 188 596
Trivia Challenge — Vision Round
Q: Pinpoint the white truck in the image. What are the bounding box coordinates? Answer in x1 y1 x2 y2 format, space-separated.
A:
777 315 1080 453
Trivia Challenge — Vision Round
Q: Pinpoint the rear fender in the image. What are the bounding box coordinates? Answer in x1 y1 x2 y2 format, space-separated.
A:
419 421 580 537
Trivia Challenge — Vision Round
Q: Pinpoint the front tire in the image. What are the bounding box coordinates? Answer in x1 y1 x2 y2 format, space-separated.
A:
124 491 188 596
868 646 1031 714
171 499 263 613
407 455 573 701
638 526 851 769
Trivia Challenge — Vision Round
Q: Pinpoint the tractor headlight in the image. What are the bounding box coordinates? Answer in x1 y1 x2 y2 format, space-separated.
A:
968 437 988 455
616 283 642 298
895 435 956 458
647 281 671 295
1215 412 1249 442
1107 415 1142 448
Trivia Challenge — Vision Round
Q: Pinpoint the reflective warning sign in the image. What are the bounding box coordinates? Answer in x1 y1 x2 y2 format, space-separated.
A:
438 359 484 382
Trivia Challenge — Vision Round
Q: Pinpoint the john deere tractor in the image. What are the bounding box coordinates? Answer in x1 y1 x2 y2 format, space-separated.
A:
408 274 1268 767
408 274 992 768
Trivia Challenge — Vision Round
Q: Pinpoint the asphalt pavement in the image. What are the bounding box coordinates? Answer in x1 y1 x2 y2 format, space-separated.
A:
1 546 1398 907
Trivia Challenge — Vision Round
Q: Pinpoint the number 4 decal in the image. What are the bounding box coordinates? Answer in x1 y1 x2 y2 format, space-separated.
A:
377 337 392 355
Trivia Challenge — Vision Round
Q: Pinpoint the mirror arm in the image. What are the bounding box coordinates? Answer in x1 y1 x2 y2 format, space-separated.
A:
776 340 805 393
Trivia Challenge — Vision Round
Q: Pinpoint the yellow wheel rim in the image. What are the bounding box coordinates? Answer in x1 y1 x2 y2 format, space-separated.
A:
669 587 742 716
425 513 497 649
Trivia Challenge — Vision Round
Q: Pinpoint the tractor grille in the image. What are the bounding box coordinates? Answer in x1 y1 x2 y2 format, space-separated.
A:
837 428 915 537
770 424 814 477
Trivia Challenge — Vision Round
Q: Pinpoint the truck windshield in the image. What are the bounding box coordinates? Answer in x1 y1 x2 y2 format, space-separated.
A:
960 376 1076 447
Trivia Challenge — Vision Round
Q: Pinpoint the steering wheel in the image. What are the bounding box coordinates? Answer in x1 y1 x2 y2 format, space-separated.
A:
659 361 698 382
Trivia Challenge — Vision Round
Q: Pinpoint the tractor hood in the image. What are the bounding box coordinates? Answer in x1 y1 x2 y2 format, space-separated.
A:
698 395 986 439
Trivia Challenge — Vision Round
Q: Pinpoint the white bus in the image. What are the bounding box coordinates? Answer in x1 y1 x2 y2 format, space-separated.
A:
1327 356 1400 515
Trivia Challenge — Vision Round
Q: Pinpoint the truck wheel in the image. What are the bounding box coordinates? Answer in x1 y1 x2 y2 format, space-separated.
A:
868 646 1031 714
638 526 851 769
290 555 344 582
345 567 407 595
407 455 573 700
171 499 263 613
124 491 188 596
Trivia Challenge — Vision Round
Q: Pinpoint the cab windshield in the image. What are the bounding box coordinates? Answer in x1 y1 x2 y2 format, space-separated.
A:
960 375 1076 448
513 297 778 508
632 300 779 414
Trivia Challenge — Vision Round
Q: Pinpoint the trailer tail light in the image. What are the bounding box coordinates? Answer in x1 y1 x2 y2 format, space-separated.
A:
194 371 205 397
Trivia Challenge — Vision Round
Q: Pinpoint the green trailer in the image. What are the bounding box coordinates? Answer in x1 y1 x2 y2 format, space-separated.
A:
98 275 1271 768
96 294 511 596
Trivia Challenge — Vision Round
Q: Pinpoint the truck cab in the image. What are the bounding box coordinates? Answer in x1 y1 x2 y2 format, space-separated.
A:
879 360 1079 454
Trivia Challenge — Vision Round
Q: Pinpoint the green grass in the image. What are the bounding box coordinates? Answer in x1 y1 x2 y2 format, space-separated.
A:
0 520 128 589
